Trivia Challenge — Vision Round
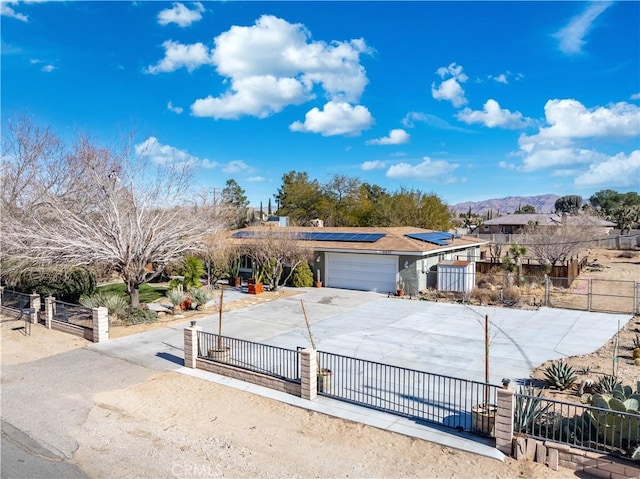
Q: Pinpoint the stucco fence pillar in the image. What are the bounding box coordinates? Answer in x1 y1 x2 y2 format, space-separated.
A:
29 292 40 324
300 348 318 400
184 323 202 369
495 388 515 455
44 296 54 329
92 306 109 343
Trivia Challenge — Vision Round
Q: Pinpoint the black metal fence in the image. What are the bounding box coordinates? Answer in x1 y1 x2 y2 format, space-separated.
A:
196 331 300 382
316 350 499 434
1 289 31 313
514 391 640 459
52 300 93 329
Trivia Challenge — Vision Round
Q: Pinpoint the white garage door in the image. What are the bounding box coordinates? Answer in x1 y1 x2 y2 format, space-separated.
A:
326 253 398 292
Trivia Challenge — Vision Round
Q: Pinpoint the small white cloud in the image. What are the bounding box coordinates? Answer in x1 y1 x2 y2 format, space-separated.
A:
631 93 640 100
222 160 254 174
386 157 459 180
574 150 640 187
366 129 409 145
135 137 200 166
41 64 55 73
157 2 204 27
491 74 508 84
290 101 374 137
201 159 218 169
167 101 184 114
401 112 468 131
1 2 28 22
553 1 612 55
145 40 212 74
498 161 517 170
456 99 531 129
431 63 468 107
361 160 386 171
246 176 266 183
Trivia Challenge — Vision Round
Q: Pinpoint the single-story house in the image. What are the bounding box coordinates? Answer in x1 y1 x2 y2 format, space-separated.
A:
477 214 615 235
228 226 488 296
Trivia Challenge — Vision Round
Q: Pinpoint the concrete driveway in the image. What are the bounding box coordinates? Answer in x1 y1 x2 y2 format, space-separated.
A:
93 287 629 386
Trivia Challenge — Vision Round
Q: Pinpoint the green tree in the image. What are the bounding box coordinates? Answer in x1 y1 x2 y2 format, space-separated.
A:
221 179 249 229
515 204 536 214
554 195 582 214
182 255 205 289
274 171 323 225
589 189 640 232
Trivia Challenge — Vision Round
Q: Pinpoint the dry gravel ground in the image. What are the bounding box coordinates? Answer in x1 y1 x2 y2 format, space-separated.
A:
1 322 576 478
2 247 637 479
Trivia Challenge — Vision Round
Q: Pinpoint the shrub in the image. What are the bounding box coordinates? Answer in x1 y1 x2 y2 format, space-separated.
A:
183 256 205 289
119 307 157 325
291 262 313 287
80 291 128 319
166 285 187 306
189 287 213 309
14 266 97 302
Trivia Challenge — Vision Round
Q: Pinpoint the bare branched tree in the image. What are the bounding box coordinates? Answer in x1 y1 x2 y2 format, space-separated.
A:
243 230 312 291
1 118 229 307
522 217 599 267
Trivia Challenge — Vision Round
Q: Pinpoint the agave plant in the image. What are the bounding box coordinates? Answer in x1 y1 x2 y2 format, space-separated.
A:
595 374 622 394
514 384 551 433
543 360 578 390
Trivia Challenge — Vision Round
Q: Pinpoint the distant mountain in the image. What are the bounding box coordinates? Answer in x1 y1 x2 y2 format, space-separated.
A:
452 194 560 216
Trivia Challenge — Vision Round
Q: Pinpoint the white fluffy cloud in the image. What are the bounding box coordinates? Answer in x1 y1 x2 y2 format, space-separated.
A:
519 99 640 153
386 157 459 181
187 15 373 123
135 137 201 166
145 41 211 74
505 98 640 189
553 1 612 55
361 160 386 171
157 2 204 27
167 101 183 114
366 129 409 145
575 151 640 187
222 160 254 174
289 101 373 136
0 0 29 22
431 63 467 107
192 75 310 119
456 99 531 129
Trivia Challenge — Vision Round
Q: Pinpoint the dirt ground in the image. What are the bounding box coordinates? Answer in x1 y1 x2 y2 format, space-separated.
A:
0 324 577 479
1 247 637 478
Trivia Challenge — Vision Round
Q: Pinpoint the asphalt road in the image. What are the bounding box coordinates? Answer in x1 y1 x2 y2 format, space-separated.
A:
1 420 87 479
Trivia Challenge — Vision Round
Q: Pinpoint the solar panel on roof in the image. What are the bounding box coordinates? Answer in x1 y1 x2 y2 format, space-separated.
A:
405 232 454 246
232 230 384 242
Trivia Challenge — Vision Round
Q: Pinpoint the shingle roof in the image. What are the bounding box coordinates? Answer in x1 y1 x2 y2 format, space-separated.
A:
482 214 615 227
227 226 487 255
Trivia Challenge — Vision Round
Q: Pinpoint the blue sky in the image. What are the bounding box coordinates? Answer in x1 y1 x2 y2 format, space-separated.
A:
2 1 639 207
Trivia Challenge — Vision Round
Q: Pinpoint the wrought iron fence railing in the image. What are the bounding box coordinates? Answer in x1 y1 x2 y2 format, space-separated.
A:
316 350 499 434
196 331 300 382
514 392 640 459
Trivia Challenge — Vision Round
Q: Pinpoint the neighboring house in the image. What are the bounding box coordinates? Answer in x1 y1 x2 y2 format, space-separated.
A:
477 214 615 235
229 226 488 296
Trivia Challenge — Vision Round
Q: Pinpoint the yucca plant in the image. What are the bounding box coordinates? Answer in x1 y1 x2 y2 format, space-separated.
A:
80 291 128 319
189 287 213 311
543 360 577 390
514 384 551 433
166 285 187 312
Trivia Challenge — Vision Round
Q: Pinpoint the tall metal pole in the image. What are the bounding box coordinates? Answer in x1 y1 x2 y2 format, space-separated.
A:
485 314 489 404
